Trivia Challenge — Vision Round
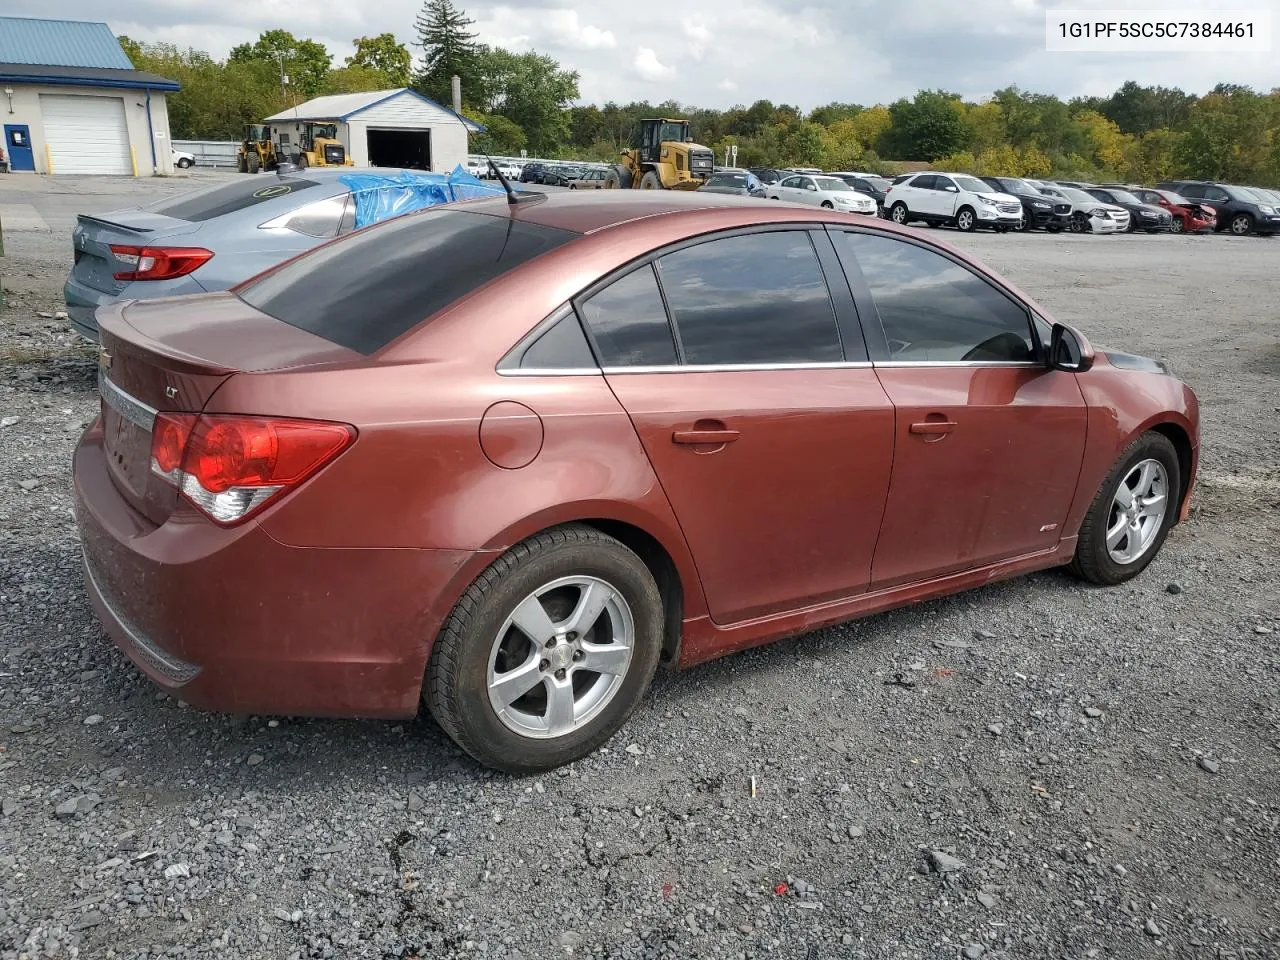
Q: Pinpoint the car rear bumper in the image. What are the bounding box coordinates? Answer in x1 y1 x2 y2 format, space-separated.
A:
74 417 477 720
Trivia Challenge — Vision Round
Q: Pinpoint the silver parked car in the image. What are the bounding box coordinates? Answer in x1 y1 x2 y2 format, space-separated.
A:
63 167 502 341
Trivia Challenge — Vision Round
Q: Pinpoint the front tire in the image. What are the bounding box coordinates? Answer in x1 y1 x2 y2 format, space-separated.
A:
177 157 193 169
955 206 976 232
246 151 260 174
425 525 663 774
821 200 834 209
639 170 663 190
1069 432 1181 585
1169 217 1184 234
890 202 909 225
1230 213 1254 236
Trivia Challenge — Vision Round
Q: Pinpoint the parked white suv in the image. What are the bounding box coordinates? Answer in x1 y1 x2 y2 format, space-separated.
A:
884 172 1023 232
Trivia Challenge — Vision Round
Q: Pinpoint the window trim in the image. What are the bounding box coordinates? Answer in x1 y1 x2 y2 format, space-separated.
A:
827 224 1047 366
570 224 862 372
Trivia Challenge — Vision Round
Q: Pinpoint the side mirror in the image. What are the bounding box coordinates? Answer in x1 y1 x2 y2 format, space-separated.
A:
1049 322 1095 372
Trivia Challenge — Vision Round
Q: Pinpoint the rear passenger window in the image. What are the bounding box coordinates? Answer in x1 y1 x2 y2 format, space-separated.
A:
578 265 678 367
839 233 1035 363
519 312 596 370
656 232 843 366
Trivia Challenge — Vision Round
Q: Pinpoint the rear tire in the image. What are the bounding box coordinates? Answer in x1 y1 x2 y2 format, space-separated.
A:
1069 431 1180 586
604 164 632 189
424 524 664 774
237 155 248 174
890 202 909 225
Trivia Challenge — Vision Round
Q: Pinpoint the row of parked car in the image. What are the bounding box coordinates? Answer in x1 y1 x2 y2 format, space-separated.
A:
705 166 1280 238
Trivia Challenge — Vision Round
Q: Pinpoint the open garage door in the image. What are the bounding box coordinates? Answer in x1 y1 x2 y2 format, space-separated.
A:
40 95 132 175
367 128 431 170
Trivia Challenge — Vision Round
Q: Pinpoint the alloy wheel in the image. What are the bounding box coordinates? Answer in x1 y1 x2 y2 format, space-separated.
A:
891 204 907 224
1106 459 1169 565
1231 214 1253 235
486 576 635 739
957 210 974 231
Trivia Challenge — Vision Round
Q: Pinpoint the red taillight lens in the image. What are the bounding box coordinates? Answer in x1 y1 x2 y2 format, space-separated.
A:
111 245 213 281
150 414 354 525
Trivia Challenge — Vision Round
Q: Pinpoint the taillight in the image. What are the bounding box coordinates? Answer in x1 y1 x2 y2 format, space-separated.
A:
150 413 354 525
111 245 213 281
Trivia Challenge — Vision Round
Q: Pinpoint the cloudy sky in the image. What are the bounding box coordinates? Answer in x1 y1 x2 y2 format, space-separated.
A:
13 0 1280 108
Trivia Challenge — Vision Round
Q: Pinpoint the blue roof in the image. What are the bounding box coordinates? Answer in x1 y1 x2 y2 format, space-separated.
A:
0 16 134 69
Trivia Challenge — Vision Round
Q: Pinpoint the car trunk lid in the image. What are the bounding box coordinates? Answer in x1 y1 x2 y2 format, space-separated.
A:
70 211 203 296
95 293 358 525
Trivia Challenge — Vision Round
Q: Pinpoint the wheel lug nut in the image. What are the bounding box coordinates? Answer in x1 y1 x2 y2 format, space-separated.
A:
545 638 556 649
572 651 584 662
539 659 550 671
555 668 567 680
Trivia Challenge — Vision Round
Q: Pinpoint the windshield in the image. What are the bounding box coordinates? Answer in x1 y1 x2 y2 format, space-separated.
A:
1156 189 1190 205
861 175 890 190
237 209 578 354
954 175 992 194
657 122 689 143
997 178 1034 194
815 177 853 192
1103 189 1142 204
1230 185 1271 202
1061 187 1100 206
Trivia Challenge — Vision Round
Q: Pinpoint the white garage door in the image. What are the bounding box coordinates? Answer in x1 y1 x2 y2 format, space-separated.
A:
40 95 132 175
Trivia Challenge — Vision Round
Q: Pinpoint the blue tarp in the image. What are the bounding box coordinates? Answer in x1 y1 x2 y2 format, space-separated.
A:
339 166 507 229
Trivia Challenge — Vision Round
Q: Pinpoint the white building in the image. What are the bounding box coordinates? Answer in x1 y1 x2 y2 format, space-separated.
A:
264 89 482 173
0 16 178 176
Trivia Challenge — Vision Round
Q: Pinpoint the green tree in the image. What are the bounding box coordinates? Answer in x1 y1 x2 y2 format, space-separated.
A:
880 90 967 161
467 111 527 155
347 34 412 87
325 65 396 94
1102 81 1195 135
474 47 580 155
413 0 481 106
809 102 863 126
229 29 331 99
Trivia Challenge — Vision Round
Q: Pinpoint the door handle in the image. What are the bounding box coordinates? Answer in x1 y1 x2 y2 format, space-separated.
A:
672 427 740 445
909 420 957 435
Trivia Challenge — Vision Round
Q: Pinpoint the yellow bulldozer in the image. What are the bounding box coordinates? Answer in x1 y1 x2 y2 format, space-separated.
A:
236 125 279 174
604 118 715 190
294 122 354 170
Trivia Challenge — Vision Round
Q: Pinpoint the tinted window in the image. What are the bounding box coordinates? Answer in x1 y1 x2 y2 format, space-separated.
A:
1204 186 1230 202
238 208 577 355
780 176 803 188
910 175 936 190
657 231 843 366
149 177 322 222
518 312 597 370
840 233 1035 363
578 265 677 367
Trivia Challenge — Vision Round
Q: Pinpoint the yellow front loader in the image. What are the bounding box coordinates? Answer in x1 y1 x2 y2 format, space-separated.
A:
604 118 715 190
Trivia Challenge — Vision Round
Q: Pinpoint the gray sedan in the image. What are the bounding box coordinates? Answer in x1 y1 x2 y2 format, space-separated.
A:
63 168 502 341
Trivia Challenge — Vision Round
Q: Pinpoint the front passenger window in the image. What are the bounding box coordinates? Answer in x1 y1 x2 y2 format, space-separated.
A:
839 233 1036 363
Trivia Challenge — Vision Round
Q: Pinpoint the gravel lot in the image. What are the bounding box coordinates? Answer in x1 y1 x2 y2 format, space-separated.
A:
1 173 1278 960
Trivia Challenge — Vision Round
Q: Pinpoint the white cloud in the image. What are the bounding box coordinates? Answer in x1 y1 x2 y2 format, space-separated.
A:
633 47 675 82
717 78 738 92
683 17 713 59
544 9 616 50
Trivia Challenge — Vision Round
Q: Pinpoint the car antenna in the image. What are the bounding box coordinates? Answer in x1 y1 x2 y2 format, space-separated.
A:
484 153 543 206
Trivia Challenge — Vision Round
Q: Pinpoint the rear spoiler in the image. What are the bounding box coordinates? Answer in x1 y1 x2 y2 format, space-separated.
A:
77 214 154 234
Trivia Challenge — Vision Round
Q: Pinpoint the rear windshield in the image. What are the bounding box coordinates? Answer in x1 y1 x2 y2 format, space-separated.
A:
236 207 579 354
147 177 324 222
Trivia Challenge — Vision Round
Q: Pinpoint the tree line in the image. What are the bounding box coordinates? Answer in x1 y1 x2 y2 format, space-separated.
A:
124 0 1280 186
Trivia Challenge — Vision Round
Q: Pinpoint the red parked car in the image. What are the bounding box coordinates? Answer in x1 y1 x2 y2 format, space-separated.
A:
1124 186 1217 234
75 191 1200 773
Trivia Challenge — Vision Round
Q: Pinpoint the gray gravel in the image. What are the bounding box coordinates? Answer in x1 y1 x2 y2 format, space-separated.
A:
2 174 1279 959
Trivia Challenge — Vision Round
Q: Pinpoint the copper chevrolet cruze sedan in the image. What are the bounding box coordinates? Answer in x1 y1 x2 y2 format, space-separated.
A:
75 191 1199 773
